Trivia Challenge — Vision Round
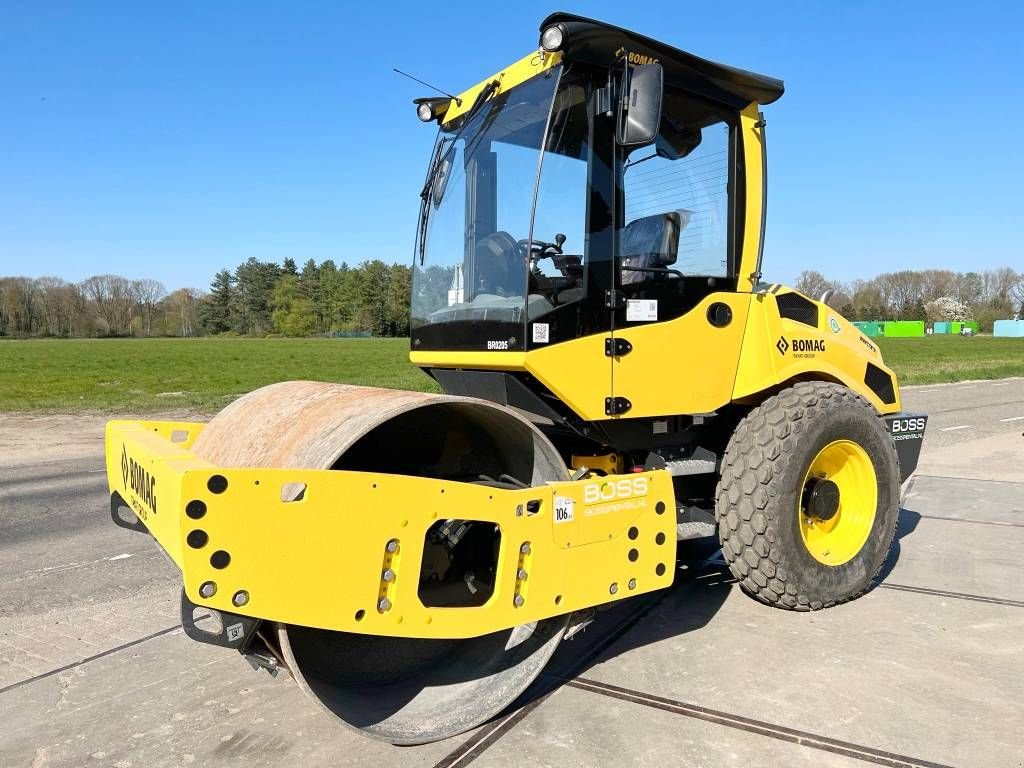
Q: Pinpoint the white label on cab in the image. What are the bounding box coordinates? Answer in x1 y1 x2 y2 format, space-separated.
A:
532 323 550 343
626 299 657 322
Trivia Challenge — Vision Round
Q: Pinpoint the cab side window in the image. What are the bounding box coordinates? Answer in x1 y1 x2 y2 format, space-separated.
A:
620 103 731 282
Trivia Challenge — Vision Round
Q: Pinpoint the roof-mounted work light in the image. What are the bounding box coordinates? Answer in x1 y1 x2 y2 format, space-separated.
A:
540 25 564 52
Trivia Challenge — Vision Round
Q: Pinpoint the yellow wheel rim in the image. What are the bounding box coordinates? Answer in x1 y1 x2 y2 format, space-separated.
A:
798 440 877 566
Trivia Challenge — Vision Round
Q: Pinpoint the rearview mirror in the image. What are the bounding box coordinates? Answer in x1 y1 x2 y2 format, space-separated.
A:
617 63 663 147
431 147 455 208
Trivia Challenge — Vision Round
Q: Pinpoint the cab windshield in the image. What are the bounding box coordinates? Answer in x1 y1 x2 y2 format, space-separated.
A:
411 66 589 350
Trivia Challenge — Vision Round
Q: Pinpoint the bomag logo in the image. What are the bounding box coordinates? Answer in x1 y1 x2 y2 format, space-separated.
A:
614 46 660 66
777 336 824 355
793 339 825 353
584 476 648 505
121 444 157 514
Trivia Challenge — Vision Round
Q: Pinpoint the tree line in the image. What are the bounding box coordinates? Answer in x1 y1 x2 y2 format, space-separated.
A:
201 257 411 337
0 275 201 338
794 267 1024 331
3 261 1021 338
0 257 412 338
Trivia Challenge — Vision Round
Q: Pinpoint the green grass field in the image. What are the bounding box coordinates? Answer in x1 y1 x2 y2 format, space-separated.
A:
0 337 438 413
1 335 1021 412
875 336 1024 385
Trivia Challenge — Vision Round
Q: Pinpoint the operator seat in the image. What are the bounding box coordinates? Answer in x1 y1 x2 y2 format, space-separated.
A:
620 210 689 285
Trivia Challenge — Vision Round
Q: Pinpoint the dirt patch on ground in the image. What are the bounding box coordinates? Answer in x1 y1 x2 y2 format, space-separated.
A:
0 410 207 465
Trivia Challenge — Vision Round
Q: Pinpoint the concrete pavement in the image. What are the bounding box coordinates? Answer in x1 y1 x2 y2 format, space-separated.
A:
1 380 1022 767
902 377 1024 481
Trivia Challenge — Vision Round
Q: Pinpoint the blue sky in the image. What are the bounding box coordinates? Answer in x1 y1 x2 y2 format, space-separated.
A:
2 2 1021 291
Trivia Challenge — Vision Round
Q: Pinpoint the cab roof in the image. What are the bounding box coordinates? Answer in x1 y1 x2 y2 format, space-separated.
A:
542 12 784 108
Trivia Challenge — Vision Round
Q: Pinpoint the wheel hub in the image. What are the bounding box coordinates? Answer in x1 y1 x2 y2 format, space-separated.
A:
803 477 840 521
797 440 878 566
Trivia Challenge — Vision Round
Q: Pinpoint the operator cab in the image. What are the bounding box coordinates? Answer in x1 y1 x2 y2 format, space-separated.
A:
411 13 783 353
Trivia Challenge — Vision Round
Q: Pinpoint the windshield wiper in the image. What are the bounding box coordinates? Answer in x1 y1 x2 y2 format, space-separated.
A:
420 80 500 202
416 80 501 265
419 135 453 202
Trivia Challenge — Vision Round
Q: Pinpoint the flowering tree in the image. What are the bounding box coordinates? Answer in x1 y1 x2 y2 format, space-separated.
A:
924 296 972 323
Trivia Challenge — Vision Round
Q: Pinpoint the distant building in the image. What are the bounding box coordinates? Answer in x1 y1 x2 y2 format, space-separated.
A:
448 264 464 306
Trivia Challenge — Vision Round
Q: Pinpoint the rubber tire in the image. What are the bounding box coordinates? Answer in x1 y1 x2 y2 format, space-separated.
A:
715 381 900 610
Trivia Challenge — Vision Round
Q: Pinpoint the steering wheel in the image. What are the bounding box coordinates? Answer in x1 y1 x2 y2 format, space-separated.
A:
519 234 567 268
517 238 546 258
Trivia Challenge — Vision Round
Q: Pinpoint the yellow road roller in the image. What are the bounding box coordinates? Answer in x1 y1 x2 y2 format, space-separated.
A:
106 13 927 745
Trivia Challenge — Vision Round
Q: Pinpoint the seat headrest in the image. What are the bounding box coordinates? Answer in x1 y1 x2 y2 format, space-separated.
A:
621 210 691 266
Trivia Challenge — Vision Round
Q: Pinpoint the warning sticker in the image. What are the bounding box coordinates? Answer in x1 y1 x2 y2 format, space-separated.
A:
553 496 575 523
532 323 550 343
226 623 244 643
626 299 657 322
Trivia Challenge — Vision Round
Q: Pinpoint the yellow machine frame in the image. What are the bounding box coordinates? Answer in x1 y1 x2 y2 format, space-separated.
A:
412 284 901 422
108 419 675 640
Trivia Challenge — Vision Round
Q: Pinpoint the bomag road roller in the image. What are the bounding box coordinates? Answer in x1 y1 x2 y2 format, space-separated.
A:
106 13 928 745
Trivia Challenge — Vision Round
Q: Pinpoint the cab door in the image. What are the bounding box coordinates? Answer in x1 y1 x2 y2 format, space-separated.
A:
607 112 749 418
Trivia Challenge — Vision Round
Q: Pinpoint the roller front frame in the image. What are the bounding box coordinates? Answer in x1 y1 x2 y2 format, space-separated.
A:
106 419 677 641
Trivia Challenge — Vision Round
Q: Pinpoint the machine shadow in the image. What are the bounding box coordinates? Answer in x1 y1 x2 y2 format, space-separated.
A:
504 539 733 714
501 509 924 724
872 506 922 585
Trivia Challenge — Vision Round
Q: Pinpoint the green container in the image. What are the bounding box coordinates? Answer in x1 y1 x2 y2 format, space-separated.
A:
950 322 963 334
933 321 951 334
853 321 883 337
883 320 925 338
964 321 979 334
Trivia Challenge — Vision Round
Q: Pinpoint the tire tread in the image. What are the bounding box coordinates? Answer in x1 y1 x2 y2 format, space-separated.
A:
715 381 898 611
